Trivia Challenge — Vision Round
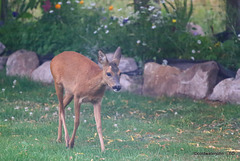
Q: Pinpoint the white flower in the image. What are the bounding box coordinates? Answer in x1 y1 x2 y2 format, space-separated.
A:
133 128 137 131
84 120 87 123
29 112 33 116
152 25 156 29
45 107 49 111
192 49 196 54
49 10 54 13
2 88 5 92
148 6 155 11
197 40 201 44
105 30 109 34
73 116 75 119
137 40 141 44
104 25 108 29
19 91 22 94
75 0 80 3
162 59 168 65
70 7 74 11
25 107 29 112
67 107 71 111
118 8 122 11
4 119 7 122
119 23 123 27
12 85 15 88
58 2 62 5
13 80 17 85
114 124 118 127
142 42 147 46
93 31 97 34
90 2 96 6
66 1 71 4
238 34 240 37
14 106 20 110
11 116 15 120
191 56 195 60
97 27 101 31
174 112 178 115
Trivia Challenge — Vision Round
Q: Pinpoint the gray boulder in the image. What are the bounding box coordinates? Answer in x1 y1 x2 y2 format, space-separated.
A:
31 61 53 84
6 49 39 77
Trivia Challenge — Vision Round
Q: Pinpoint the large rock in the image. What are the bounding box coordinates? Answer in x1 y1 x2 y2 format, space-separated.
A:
31 61 53 84
177 61 219 99
6 49 39 77
120 74 143 94
142 62 181 97
99 54 138 73
208 69 240 104
143 61 219 99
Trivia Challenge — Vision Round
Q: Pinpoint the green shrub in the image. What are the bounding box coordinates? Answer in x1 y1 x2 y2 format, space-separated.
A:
0 0 240 70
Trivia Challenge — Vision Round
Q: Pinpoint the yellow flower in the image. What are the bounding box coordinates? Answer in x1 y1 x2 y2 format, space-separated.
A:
79 0 84 4
55 4 61 9
172 19 177 23
109 5 113 11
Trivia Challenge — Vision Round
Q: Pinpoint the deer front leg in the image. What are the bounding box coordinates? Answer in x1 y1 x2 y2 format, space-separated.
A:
69 96 81 148
94 102 105 152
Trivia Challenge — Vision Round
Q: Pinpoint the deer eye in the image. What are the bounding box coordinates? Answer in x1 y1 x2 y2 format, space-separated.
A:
106 72 112 77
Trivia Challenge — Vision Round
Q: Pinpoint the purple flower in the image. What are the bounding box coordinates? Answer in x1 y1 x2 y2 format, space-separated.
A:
12 12 19 17
123 18 129 24
42 0 51 12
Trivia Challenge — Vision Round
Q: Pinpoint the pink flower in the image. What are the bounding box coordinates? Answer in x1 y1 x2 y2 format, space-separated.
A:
42 0 51 12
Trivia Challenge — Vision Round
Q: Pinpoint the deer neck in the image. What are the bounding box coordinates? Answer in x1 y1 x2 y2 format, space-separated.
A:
88 70 106 94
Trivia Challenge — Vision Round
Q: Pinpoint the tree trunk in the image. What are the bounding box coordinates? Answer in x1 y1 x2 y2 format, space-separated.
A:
226 0 240 33
0 0 7 24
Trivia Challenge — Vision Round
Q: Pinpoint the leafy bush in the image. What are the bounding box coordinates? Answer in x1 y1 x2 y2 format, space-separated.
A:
0 0 240 70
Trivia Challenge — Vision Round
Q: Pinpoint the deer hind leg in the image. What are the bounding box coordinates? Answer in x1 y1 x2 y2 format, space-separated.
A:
56 91 73 143
94 102 105 152
69 96 81 148
55 82 71 147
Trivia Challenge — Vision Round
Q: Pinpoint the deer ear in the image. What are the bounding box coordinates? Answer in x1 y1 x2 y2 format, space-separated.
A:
112 47 121 66
98 50 109 66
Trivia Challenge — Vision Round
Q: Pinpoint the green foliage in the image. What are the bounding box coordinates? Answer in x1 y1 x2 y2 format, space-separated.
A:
0 0 240 69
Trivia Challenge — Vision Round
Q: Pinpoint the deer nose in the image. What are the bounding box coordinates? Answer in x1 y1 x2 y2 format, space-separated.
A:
112 85 121 92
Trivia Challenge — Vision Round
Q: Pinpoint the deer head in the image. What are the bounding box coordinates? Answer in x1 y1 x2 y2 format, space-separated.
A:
98 47 122 92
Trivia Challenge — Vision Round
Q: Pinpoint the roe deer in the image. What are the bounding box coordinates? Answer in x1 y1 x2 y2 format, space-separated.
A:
50 47 122 152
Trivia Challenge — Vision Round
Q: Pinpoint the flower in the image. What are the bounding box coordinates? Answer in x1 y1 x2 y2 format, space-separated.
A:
67 107 71 111
136 40 141 44
55 4 61 9
172 19 177 23
191 56 195 60
25 107 29 112
2 88 5 92
109 5 113 11
93 31 97 34
162 59 168 65
114 124 118 127
66 1 71 4
105 30 109 34
79 0 84 4
42 0 51 12
197 40 201 44
13 80 17 85
152 25 156 29
191 49 196 54
29 112 33 116
49 10 54 13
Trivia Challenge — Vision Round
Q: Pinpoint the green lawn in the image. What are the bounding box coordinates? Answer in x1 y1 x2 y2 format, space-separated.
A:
0 70 239 161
